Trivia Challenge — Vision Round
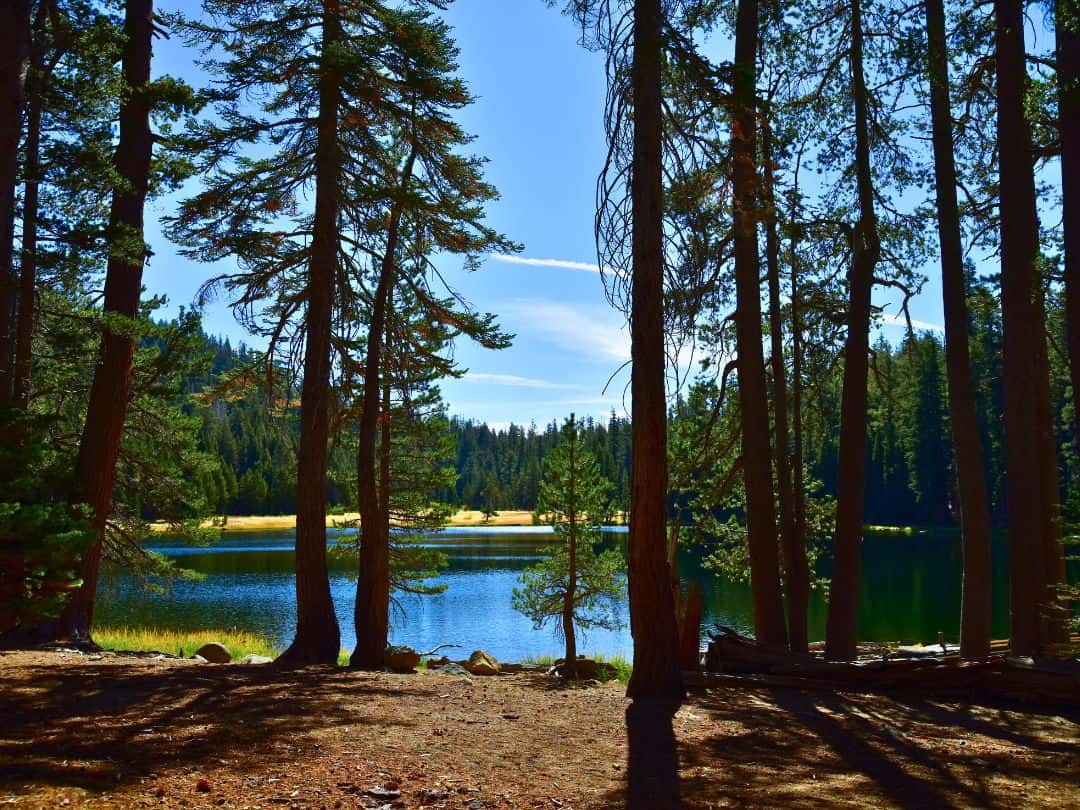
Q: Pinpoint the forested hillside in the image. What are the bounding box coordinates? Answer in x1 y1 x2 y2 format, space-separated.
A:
185 279 1079 529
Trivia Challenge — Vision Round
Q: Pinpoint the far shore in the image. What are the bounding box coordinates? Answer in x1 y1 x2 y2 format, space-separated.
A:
149 513 933 534
149 509 544 532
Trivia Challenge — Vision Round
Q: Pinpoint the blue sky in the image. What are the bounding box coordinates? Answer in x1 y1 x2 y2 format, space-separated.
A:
145 0 949 429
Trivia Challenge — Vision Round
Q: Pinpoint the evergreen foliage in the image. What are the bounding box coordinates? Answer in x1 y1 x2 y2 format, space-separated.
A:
181 289 1078 534
512 415 624 675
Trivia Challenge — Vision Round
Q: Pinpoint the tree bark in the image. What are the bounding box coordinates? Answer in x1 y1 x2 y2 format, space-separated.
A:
1060 0 1080 452
924 0 993 659
378 293 391 541
625 0 682 703
1051 0 1078 646
994 0 1052 658
731 0 788 650
0 0 31 409
762 123 809 653
350 147 415 669
825 0 880 662
790 228 809 619
13 4 47 413
279 0 343 665
563 422 578 679
1032 288 1067 644
57 0 154 640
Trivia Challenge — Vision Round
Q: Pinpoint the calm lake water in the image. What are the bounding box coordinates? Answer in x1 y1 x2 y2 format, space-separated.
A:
97 527 1016 661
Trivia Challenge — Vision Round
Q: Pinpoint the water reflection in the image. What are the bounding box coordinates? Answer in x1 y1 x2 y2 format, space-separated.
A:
97 527 1019 660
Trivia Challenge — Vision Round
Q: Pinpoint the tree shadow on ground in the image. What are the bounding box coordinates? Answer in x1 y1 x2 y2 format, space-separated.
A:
592 697 683 810
625 698 682 809
0 656 425 795
675 685 1079 809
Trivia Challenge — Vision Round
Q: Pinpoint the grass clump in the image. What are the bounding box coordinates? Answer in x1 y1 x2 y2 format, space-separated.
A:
592 652 632 684
94 626 279 660
522 653 556 667
863 524 916 536
521 652 632 683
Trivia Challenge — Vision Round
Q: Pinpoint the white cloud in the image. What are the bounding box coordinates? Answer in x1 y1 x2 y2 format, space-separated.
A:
880 312 944 333
490 253 604 274
449 395 628 424
503 299 631 362
462 372 585 390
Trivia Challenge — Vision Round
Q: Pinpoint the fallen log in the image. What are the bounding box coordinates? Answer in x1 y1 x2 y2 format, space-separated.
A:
701 628 1080 708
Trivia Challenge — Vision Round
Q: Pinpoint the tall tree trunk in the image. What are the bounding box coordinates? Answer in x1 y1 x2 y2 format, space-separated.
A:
1055 0 1079 646
762 123 809 653
378 291 392 542
374 298 392 646
731 0 788 649
0 0 31 409
563 424 578 679
790 230 809 627
994 0 1052 657
351 147 415 669
57 0 154 640
625 0 682 706
279 0 343 665
825 0 880 661
13 8 46 413
1033 283 1067 645
924 0 993 658
667 521 703 670
1060 0 1080 451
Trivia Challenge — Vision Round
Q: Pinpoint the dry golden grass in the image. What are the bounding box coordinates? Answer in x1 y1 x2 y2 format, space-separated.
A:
94 626 279 659
148 509 540 532
443 509 538 526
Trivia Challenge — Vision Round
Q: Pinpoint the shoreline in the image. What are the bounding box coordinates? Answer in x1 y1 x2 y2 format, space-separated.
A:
149 509 542 532
152 513 947 535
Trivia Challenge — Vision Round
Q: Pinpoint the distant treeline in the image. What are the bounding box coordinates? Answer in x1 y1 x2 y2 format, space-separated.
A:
188 333 633 516
188 281 1079 528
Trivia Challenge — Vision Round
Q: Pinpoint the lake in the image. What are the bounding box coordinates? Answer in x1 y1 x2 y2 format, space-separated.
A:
96 527 1016 661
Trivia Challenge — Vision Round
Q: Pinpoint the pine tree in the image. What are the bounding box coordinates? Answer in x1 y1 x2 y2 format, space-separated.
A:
168 0 399 664
346 6 514 668
512 415 622 680
994 0 1066 654
922 0 993 657
0 1 31 406
59 0 164 640
731 0 787 649
1059 0 1080 450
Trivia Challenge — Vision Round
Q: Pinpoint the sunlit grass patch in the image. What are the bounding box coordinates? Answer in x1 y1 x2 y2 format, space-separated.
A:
522 652 632 683
592 652 632 684
863 524 917 536
94 626 279 660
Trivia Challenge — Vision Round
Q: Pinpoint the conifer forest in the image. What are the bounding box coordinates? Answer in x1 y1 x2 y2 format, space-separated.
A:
0 0 1077 808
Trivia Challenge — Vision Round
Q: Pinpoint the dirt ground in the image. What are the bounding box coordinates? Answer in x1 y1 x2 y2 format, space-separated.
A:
1 650 1077 809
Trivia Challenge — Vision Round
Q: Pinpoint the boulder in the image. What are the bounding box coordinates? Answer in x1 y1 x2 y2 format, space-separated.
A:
238 654 273 665
189 655 208 664
433 662 472 678
194 642 231 664
426 655 451 668
384 645 421 672
465 649 501 676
